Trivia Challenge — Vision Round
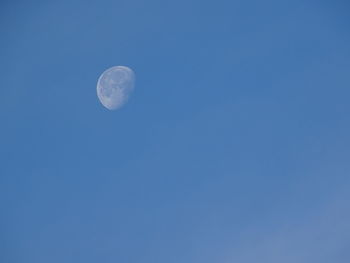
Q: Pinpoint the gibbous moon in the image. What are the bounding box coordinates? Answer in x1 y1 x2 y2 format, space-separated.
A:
97 66 135 110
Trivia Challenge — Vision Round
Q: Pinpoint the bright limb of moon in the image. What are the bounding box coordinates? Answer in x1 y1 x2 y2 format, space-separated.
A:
97 66 135 110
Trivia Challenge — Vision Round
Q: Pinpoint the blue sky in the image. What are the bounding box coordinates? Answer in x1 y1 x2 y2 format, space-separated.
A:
1 0 350 262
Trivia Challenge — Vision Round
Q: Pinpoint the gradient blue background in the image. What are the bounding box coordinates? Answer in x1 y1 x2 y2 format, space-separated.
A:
1 0 350 262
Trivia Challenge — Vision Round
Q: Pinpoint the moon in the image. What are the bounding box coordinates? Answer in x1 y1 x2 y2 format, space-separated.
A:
97 66 135 110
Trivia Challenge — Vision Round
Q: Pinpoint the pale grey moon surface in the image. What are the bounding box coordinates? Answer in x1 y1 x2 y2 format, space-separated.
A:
97 66 135 110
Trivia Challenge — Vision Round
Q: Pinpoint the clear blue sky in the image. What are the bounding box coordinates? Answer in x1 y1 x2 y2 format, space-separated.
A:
1 0 350 262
